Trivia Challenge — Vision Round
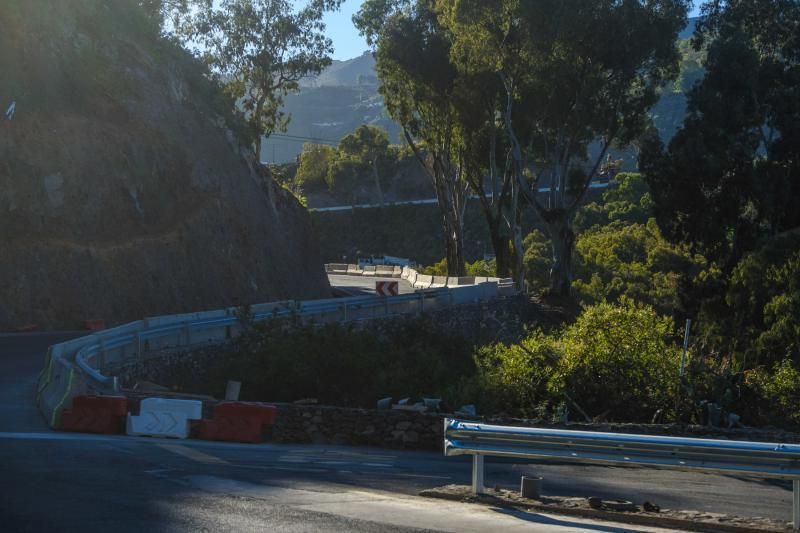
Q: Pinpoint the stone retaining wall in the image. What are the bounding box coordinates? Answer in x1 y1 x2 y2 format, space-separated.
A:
271 403 445 450
112 297 530 390
270 404 800 451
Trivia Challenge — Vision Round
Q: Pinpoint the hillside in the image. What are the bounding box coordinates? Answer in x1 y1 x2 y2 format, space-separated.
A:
266 20 701 166
0 1 330 329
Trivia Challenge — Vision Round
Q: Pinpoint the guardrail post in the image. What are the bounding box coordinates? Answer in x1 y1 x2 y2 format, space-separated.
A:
472 454 485 496
98 338 106 369
794 479 799 531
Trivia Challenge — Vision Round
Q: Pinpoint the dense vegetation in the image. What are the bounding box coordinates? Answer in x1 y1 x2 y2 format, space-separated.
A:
8 1 796 428
309 169 800 427
295 125 417 204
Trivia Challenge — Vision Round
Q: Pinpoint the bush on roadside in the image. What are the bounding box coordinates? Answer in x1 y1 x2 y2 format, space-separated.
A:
474 300 681 422
200 316 475 408
554 299 681 422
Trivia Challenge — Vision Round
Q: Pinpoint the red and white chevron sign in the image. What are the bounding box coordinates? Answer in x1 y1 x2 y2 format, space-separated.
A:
376 281 399 296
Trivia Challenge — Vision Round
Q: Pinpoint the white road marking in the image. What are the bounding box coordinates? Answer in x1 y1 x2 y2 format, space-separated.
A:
393 473 452 480
0 431 122 442
157 443 228 465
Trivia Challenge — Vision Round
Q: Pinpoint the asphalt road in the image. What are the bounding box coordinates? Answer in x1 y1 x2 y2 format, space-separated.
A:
0 333 795 532
328 274 417 296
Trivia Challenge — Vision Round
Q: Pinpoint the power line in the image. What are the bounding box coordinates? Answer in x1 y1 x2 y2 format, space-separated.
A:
267 133 341 146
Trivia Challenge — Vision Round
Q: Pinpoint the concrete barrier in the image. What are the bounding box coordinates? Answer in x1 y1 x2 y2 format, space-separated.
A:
363 265 377 277
328 263 348 274
392 266 403 278
346 264 363 275
406 270 418 285
37 354 90 429
430 276 448 288
446 276 476 287
414 274 433 289
376 265 395 277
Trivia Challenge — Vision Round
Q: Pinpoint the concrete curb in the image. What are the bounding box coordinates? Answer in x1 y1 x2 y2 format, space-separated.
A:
419 486 790 533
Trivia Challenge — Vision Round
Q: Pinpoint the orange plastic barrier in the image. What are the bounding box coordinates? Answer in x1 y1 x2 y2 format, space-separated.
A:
60 395 128 434
197 402 277 443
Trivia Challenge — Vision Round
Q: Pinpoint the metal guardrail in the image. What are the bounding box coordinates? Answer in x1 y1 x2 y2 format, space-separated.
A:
38 276 505 429
73 286 488 388
444 418 800 529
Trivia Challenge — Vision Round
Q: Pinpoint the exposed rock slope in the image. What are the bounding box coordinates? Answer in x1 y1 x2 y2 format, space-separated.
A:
0 1 330 329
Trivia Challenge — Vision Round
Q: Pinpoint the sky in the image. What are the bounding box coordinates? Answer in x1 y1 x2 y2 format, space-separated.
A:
312 1 704 62
321 0 368 60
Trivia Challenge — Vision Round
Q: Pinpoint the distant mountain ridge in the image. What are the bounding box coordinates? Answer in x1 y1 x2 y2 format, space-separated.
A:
264 18 701 164
300 51 377 88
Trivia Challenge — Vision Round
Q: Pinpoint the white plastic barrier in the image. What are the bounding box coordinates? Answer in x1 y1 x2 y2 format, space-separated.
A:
127 411 191 439
126 398 203 439
140 397 203 420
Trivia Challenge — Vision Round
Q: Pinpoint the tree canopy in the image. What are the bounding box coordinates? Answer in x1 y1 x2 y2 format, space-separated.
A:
439 0 689 294
641 0 800 266
180 0 342 160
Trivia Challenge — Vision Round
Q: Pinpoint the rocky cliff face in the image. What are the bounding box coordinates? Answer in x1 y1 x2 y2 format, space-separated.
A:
0 1 330 329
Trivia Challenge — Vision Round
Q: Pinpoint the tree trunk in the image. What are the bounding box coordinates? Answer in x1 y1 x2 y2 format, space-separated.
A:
443 216 466 277
547 215 575 297
511 207 525 290
489 219 512 277
372 158 385 207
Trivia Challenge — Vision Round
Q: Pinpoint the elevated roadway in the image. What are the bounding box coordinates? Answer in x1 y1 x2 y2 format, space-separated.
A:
328 274 416 296
0 333 795 531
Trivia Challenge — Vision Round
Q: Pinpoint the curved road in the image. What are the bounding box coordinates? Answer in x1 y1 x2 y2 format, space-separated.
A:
328 274 417 296
0 333 794 532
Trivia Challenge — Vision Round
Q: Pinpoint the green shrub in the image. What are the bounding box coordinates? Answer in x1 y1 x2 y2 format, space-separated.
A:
420 257 497 277
554 299 681 421
746 360 800 426
473 300 682 422
572 219 702 317
473 331 559 417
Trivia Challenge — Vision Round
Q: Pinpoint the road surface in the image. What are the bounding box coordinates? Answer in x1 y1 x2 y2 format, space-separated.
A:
0 333 794 532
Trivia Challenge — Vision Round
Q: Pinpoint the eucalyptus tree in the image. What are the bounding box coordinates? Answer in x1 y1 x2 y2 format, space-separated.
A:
327 125 393 206
355 0 471 275
640 0 800 268
181 0 342 161
440 0 689 295
356 0 519 277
